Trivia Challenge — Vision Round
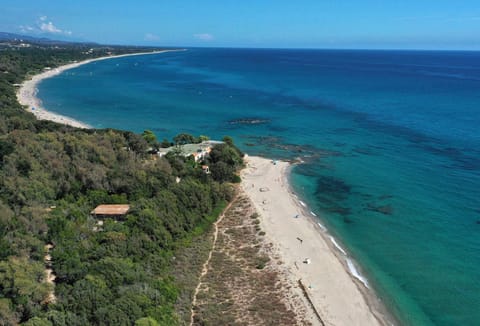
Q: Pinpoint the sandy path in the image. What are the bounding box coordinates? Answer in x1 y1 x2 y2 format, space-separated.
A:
241 156 391 326
44 244 56 304
189 198 236 326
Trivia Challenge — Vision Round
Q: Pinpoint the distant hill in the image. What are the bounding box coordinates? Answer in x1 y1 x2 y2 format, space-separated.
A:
0 32 96 46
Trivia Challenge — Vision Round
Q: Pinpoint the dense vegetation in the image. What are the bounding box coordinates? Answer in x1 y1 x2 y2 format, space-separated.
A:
0 42 243 325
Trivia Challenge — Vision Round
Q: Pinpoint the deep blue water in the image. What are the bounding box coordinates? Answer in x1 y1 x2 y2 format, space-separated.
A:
39 48 480 325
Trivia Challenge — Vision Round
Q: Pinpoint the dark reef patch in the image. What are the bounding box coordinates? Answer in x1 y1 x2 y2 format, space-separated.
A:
295 164 319 177
315 175 352 200
367 203 394 215
379 194 394 200
352 146 376 156
228 117 270 125
314 175 353 217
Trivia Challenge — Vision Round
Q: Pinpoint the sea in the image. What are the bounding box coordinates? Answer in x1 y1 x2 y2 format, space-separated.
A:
38 48 480 325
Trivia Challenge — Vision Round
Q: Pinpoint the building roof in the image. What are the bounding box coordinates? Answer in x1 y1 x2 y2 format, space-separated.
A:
91 204 130 215
157 140 222 157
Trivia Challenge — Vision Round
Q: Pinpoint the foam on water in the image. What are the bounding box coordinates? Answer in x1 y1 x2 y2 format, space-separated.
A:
330 236 347 255
317 222 327 231
347 258 369 288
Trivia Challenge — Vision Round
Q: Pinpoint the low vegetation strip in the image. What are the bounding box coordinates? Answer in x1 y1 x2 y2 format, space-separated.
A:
189 195 238 325
191 192 311 326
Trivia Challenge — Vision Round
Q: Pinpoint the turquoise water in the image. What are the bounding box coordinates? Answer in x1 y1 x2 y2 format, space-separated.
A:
39 49 480 325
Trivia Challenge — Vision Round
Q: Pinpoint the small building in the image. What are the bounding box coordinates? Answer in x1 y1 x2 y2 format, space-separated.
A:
157 140 221 161
202 165 210 174
91 204 130 219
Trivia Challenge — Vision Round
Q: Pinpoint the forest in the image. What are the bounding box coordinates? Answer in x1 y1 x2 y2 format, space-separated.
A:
0 42 243 325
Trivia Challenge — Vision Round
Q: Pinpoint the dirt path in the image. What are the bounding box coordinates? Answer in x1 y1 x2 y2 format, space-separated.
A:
188 192 311 325
189 198 236 326
44 244 56 304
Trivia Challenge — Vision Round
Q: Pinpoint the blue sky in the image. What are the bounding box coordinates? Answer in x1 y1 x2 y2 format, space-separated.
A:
1 1 480 50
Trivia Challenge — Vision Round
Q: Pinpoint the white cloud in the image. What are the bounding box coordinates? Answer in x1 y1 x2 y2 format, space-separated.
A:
144 33 160 41
19 16 73 36
40 21 62 33
194 33 214 41
19 25 35 33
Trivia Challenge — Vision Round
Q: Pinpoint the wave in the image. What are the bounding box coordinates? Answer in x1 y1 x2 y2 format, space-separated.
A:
330 236 347 255
347 258 369 288
317 222 327 231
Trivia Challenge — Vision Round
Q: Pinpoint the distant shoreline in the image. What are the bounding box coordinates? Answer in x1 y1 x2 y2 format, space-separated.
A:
241 156 394 325
16 49 182 129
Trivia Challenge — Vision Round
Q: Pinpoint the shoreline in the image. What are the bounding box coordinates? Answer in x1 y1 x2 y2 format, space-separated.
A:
16 47 395 324
241 155 394 326
16 49 181 129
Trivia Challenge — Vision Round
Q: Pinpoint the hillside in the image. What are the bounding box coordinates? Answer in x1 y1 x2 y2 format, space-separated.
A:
0 42 243 325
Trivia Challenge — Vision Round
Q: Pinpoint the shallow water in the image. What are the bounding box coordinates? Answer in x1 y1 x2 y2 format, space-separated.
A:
39 48 480 325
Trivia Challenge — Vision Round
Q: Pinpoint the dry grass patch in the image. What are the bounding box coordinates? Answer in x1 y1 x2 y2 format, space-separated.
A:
192 193 311 325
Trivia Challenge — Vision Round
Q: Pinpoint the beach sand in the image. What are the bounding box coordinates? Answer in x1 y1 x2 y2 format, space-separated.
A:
16 50 177 129
242 156 392 326
17 48 392 324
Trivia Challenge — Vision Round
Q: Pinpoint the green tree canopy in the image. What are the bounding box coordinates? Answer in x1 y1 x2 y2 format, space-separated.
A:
142 130 157 146
173 133 196 145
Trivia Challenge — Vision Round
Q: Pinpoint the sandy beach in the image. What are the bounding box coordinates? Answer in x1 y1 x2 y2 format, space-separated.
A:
242 156 392 326
17 46 391 324
16 50 177 129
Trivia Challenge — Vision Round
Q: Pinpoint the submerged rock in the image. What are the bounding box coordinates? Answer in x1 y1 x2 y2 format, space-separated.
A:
228 117 270 125
367 203 394 215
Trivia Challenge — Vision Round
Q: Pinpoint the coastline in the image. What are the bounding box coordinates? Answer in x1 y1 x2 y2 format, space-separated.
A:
16 46 394 324
16 50 180 129
241 155 394 326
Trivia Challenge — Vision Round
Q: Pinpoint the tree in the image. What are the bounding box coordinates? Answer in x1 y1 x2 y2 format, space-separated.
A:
160 138 171 148
135 317 159 326
0 298 17 326
0 256 51 319
142 130 157 146
222 135 233 146
125 132 148 154
23 317 53 326
197 135 209 143
210 161 234 182
209 144 242 167
0 139 14 163
173 133 195 145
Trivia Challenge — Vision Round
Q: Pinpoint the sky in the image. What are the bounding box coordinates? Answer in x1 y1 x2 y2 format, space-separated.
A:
1 1 480 50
